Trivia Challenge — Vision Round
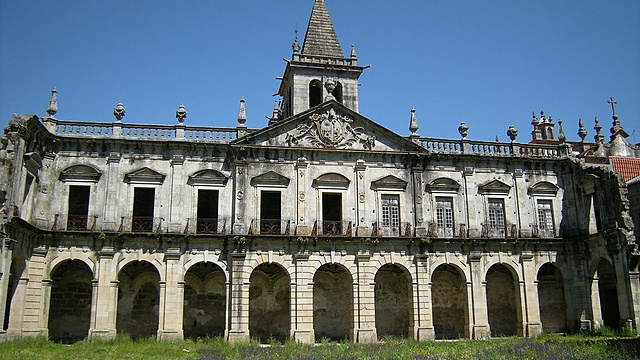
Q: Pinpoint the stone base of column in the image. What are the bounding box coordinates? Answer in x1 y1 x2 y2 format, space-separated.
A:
414 326 435 341
88 329 117 341
355 328 377 343
227 330 250 342
292 329 314 344
578 320 592 332
100 221 118 232
415 227 428 237
472 325 490 340
233 223 247 235
158 329 184 341
294 225 311 236
0 330 7 343
526 323 542 337
356 226 369 237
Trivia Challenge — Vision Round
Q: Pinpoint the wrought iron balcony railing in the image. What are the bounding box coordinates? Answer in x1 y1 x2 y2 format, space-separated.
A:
184 218 228 235
52 214 98 231
248 219 292 235
118 216 165 233
313 220 353 236
372 222 413 238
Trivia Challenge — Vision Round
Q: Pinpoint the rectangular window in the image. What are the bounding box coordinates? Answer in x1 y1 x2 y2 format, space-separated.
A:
322 192 343 235
381 195 400 228
260 191 282 234
435 197 454 237
67 185 90 230
197 189 219 234
487 198 506 237
132 187 155 232
537 200 555 238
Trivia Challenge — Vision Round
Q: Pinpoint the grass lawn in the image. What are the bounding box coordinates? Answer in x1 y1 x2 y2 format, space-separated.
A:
0 334 638 360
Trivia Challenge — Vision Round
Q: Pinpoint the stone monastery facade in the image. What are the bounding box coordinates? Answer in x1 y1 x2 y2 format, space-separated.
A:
0 0 638 344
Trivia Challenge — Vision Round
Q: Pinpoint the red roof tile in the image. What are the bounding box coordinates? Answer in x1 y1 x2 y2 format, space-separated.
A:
610 156 640 182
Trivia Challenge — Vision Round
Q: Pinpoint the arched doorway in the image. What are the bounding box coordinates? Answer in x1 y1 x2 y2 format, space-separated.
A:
595 259 620 328
48 260 93 343
183 262 226 339
249 263 290 342
432 264 467 339
486 264 518 336
116 261 160 339
313 263 352 342
537 263 567 333
375 264 412 339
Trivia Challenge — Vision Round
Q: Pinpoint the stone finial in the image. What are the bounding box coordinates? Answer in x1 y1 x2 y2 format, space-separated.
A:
557 120 566 143
594 117 604 144
237 97 247 127
506 124 518 142
267 100 281 126
458 122 469 139
540 110 546 122
531 111 539 126
292 28 300 53
175 104 187 123
350 44 357 59
577 118 587 142
409 107 419 136
113 102 126 121
608 96 619 121
46 87 58 117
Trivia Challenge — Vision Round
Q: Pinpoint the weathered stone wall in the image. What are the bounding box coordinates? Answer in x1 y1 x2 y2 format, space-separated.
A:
487 264 517 336
314 264 352 341
374 264 412 338
431 265 466 339
48 260 92 343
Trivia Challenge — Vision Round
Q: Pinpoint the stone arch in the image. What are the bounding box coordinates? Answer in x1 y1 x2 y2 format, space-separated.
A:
313 263 353 342
48 259 93 343
432 263 468 339
309 79 323 108
593 258 620 329
249 262 291 342
184 257 228 280
183 262 227 339
486 263 520 336
537 263 567 333
116 255 165 283
374 263 413 339
48 253 95 279
116 260 160 339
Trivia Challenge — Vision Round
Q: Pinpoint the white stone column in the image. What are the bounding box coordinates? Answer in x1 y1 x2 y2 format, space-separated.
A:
233 161 248 234
413 255 434 340
168 156 185 233
412 171 427 237
18 246 48 338
520 252 542 336
295 158 310 235
628 269 640 333
469 251 490 339
6 277 27 338
590 277 603 329
157 248 184 341
0 239 13 334
88 247 118 340
291 253 314 343
102 153 121 231
227 253 250 341
354 253 377 343
354 160 368 236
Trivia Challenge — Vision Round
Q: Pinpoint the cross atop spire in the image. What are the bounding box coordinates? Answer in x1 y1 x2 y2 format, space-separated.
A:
301 0 344 58
608 96 618 121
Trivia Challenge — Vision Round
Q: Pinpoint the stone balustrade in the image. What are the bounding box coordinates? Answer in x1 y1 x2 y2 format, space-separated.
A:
419 137 562 158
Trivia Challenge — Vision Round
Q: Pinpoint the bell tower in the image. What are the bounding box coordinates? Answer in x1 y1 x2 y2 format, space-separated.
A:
277 0 368 120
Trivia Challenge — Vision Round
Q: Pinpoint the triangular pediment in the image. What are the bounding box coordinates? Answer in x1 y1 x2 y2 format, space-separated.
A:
372 175 407 191
479 180 511 195
124 167 166 185
233 101 425 153
251 171 290 187
426 177 460 193
528 181 559 196
188 169 228 186
59 165 102 183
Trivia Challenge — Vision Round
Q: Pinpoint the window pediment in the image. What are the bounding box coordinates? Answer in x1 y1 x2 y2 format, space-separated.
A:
59 165 102 183
479 180 511 195
313 173 350 189
251 171 290 188
124 167 166 185
426 178 460 193
528 181 559 196
188 169 228 186
372 175 407 191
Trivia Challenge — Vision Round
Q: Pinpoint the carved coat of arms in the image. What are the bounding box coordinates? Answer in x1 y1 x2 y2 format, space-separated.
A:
286 108 375 150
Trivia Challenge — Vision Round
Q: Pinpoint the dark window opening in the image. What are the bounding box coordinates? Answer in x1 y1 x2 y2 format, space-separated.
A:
322 193 342 235
332 81 343 103
67 185 90 230
197 190 219 234
309 80 322 108
132 187 155 232
260 191 281 234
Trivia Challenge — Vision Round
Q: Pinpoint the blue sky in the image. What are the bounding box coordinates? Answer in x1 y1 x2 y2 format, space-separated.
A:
1 0 639 143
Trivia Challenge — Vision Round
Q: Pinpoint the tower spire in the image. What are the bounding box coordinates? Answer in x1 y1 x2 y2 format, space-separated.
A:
301 0 344 57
